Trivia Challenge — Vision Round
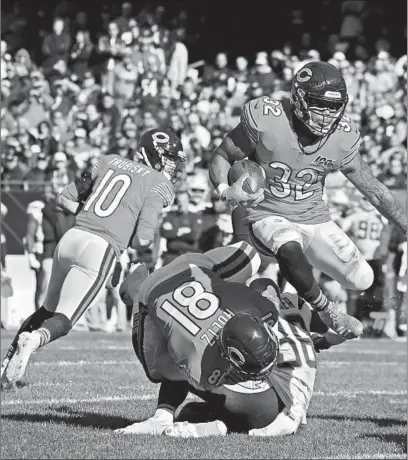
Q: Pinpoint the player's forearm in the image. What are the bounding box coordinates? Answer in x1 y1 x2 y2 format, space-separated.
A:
366 186 406 236
209 150 232 189
56 194 81 215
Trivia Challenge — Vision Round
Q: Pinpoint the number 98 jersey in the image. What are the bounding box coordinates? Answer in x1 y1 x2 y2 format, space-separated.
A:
61 154 175 258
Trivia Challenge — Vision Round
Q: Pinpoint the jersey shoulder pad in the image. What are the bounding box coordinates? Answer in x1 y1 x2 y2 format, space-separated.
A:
150 175 175 208
240 96 283 145
335 116 361 167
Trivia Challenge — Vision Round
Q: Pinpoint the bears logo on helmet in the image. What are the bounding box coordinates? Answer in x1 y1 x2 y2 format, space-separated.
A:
138 129 186 183
218 313 279 380
291 61 348 137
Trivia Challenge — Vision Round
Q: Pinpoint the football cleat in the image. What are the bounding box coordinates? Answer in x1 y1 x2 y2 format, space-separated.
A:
5 332 41 383
115 417 172 435
317 302 363 340
164 421 227 438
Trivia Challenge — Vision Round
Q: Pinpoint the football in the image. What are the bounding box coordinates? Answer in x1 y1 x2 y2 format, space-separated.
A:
228 159 266 194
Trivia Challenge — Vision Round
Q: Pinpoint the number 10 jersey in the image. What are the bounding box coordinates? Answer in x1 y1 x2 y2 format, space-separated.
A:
63 154 174 258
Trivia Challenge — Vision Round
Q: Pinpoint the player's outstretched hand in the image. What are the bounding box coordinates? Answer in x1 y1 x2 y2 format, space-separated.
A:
119 263 149 306
224 174 265 207
115 416 173 435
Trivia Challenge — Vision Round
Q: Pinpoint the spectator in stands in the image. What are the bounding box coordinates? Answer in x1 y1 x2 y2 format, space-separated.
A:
166 29 189 96
24 152 49 185
69 30 94 81
378 155 407 189
42 17 71 74
159 190 202 266
115 2 133 34
113 48 139 112
97 21 125 92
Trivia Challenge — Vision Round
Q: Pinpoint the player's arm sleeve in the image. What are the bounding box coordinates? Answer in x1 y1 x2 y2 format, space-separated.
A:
203 241 261 283
135 181 175 246
339 127 362 169
138 241 260 306
209 99 260 189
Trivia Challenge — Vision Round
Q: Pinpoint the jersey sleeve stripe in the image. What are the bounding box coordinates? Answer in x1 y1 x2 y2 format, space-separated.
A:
341 135 361 167
241 105 259 146
213 242 259 281
152 182 174 207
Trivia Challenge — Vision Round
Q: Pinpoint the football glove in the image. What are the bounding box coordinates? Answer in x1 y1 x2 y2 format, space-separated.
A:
311 334 332 353
75 171 93 203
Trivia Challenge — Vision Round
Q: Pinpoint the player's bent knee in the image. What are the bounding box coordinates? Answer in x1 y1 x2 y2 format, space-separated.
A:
277 241 303 263
348 261 374 291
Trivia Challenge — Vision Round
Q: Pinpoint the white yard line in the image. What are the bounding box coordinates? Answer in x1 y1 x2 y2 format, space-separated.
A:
2 390 406 406
310 455 406 460
57 345 407 356
28 359 404 367
313 390 406 397
31 360 137 366
319 360 404 366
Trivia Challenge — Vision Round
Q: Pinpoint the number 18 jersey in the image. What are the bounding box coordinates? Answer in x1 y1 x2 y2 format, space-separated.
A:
64 155 174 258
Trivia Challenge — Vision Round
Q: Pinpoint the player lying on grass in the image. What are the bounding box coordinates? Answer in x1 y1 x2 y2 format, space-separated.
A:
1 129 185 386
209 61 407 342
115 243 345 437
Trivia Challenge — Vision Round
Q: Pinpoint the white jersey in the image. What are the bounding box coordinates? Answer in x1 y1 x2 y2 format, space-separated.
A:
222 292 317 426
341 208 384 261
269 293 317 424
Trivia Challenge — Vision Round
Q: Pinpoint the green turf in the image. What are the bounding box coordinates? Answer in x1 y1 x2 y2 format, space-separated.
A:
1 331 406 459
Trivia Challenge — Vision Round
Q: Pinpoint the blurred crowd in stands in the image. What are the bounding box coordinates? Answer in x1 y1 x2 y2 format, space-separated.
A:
1 1 406 336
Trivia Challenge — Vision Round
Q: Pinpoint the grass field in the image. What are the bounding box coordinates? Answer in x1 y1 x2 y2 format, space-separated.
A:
1 331 406 459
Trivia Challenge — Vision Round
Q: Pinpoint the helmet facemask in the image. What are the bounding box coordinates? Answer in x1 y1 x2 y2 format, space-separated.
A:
140 146 185 184
292 85 348 137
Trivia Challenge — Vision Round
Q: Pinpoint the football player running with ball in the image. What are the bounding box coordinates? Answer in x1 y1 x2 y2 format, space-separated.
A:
1 129 185 386
209 61 407 341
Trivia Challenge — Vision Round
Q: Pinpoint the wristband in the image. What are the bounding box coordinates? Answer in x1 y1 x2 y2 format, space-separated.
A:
215 183 229 200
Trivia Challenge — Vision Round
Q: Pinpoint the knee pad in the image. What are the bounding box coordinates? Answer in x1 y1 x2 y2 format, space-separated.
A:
352 262 374 291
